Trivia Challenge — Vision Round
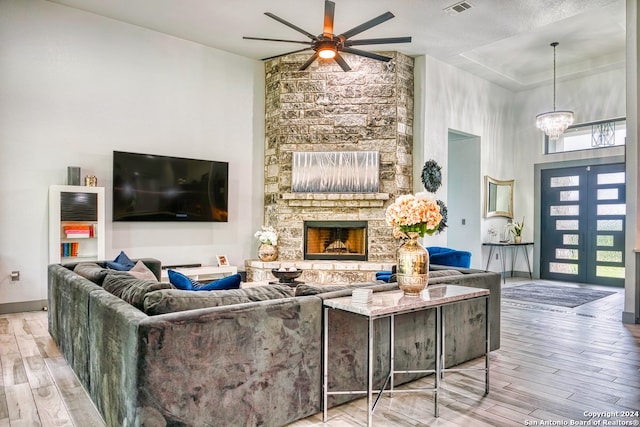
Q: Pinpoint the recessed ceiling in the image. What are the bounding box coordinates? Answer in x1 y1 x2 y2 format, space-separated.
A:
47 0 626 91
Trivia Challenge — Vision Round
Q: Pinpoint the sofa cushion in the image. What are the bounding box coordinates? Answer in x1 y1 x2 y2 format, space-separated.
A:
73 262 110 286
241 285 295 301
103 274 173 310
142 284 294 315
294 282 377 296
128 260 157 281
105 251 136 271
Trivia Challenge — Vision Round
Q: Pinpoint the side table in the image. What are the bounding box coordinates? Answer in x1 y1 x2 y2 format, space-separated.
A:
322 285 490 426
483 242 533 283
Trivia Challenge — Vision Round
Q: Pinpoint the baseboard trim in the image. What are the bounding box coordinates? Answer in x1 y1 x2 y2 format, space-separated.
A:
0 300 47 315
622 311 639 324
500 271 532 280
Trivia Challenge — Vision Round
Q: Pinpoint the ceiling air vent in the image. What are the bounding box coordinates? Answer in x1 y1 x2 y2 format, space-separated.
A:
443 1 473 16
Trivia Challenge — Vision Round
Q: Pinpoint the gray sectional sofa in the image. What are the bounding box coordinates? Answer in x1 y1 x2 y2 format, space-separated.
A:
48 259 500 427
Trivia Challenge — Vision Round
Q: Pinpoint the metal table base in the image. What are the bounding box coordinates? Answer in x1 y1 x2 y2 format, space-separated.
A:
483 242 534 284
322 286 490 426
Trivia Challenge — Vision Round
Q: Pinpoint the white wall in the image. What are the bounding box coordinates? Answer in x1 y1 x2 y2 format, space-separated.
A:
414 55 516 270
0 0 265 306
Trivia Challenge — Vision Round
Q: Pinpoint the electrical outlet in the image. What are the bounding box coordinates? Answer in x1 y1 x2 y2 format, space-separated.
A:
461 218 466 225
10 271 20 281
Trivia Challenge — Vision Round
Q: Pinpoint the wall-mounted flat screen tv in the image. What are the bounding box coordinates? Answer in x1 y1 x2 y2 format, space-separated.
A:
112 151 228 222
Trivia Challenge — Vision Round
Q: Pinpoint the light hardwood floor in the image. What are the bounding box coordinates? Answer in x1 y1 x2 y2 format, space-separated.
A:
1 278 638 427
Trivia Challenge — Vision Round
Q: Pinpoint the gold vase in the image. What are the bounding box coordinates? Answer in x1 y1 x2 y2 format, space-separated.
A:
397 232 429 296
258 244 278 262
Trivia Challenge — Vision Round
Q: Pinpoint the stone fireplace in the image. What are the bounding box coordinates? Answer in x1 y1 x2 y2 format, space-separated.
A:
247 52 414 283
304 220 368 261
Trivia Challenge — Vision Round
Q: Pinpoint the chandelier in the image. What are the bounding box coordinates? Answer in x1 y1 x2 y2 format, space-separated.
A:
536 42 574 140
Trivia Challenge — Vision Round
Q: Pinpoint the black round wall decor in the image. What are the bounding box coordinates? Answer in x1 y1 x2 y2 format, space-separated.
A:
421 159 442 193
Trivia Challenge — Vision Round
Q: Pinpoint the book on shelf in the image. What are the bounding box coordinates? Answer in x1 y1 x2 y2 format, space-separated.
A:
60 242 80 257
66 234 90 239
63 224 94 238
65 232 90 238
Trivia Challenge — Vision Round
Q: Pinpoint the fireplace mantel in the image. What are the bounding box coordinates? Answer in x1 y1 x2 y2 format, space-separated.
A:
282 193 389 208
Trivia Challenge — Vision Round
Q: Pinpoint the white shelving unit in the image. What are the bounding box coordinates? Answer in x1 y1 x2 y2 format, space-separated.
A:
49 185 105 264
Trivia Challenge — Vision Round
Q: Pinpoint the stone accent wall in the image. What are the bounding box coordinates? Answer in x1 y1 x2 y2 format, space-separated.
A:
263 52 414 262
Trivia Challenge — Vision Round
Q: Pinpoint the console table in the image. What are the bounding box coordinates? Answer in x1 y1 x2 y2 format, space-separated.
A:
483 242 533 283
322 285 490 426
160 265 238 283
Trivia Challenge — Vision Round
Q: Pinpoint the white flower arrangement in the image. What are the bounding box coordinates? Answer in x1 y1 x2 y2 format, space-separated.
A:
508 217 525 237
254 226 278 246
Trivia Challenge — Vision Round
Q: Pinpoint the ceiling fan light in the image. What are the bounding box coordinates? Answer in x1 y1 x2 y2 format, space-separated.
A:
245 1 410 71
536 110 575 140
318 47 336 59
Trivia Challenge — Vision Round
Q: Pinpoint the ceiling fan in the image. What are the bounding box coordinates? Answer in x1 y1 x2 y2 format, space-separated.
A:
243 0 411 71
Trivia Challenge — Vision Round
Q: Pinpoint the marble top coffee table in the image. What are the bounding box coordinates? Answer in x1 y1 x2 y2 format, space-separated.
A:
322 285 491 426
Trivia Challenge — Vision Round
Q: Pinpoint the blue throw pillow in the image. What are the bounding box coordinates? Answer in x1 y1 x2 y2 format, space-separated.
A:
167 271 242 292
106 251 135 271
194 274 242 291
167 270 198 291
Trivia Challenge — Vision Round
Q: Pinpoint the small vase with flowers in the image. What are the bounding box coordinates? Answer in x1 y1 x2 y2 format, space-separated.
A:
255 226 279 262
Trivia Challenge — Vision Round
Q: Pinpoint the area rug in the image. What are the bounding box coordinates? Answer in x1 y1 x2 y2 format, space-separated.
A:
502 283 615 308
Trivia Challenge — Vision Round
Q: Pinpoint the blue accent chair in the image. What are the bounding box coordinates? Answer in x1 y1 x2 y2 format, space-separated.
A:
426 246 472 268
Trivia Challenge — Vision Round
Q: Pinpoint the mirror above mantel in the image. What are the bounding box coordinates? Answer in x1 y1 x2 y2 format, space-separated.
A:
485 176 514 218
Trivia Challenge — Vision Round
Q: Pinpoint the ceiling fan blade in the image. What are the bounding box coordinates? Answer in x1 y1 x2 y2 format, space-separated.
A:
262 47 313 61
338 11 395 40
334 53 351 72
243 36 313 46
344 36 412 46
323 0 335 36
341 47 392 62
299 52 319 71
264 12 318 40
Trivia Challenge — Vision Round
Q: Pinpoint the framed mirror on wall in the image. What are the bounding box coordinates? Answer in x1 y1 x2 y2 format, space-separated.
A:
485 176 514 218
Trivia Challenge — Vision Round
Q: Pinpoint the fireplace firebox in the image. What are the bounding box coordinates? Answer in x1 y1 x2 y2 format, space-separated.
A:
304 221 368 261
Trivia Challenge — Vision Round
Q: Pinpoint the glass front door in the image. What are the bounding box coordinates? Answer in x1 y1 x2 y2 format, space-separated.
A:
540 164 625 286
